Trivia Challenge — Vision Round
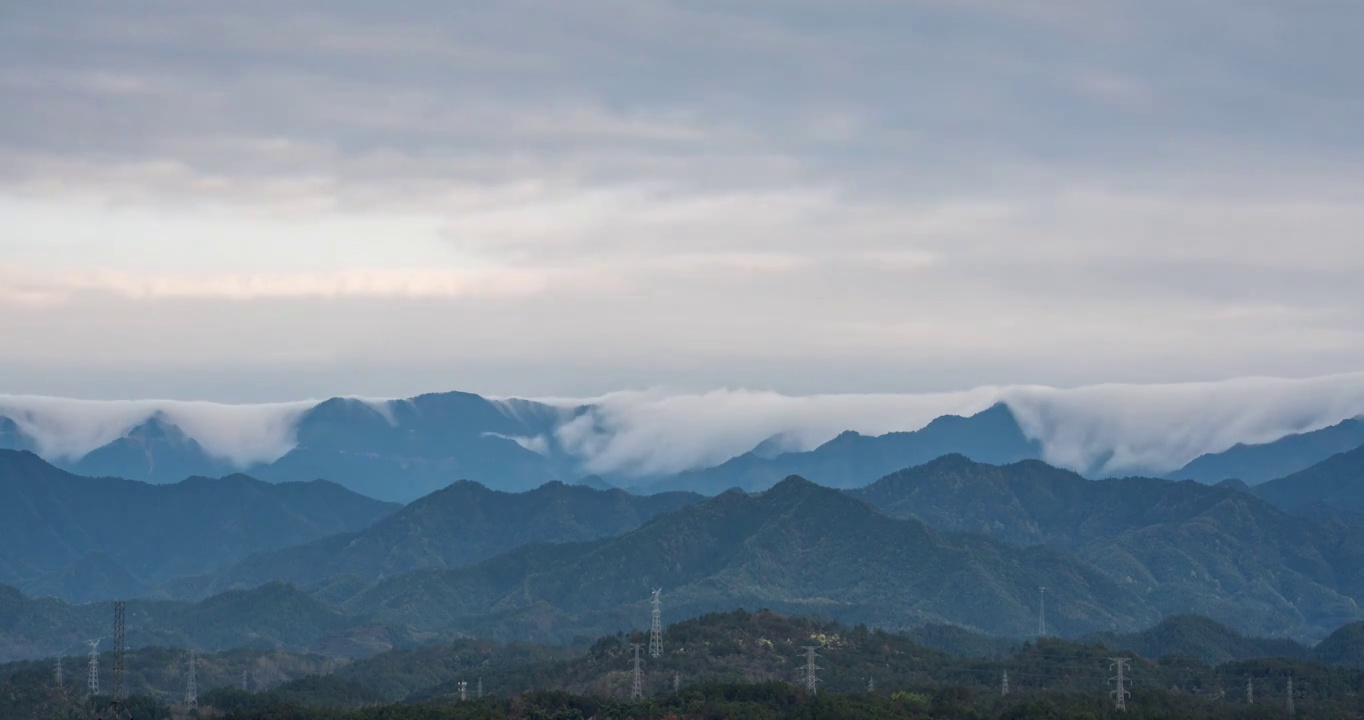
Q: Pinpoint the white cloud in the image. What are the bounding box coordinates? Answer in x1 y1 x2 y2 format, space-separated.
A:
8 373 1364 480
0 395 315 465
552 373 1364 478
0 267 564 303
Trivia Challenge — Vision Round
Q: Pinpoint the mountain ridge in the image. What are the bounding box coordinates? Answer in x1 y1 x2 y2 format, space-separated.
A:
641 403 1043 494
1171 416 1364 485
851 454 1364 640
0 450 398 602
333 473 1158 642
190 478 703 598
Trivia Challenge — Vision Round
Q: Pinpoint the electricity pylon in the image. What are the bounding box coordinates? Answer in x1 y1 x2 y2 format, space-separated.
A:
630 644 644 700
801 646 821 695
1287 675 1295 716
1002 670 1010 696
649 589 663 658
185 650 198 710
1037 587 1047 637
1246 676 1253 704
55 657 63 692
86 640 100 697
458 680 468 701
1109 658 1131 712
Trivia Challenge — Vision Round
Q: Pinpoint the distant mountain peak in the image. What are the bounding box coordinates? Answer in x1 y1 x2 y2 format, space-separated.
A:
1173 416 1364 485
0 417 36 452
748 432 804 459
766 474 820 492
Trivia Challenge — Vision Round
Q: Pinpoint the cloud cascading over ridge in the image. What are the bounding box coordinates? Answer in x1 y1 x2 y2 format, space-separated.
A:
6 373 1364 478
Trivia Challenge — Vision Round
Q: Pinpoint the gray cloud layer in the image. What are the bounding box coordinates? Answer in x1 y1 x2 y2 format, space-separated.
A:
2 0 1363 399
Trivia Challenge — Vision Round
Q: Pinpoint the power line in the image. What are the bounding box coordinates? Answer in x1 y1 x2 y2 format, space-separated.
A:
649 589 664 659
630 643 644 700
801 646 821 695
1108 658 1131 712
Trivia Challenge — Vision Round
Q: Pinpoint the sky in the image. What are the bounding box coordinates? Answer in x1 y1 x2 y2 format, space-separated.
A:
3 0 1364 402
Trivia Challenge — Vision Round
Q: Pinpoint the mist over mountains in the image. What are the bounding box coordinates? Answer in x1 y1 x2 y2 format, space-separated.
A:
5 376 1364 676
7 374 1364 501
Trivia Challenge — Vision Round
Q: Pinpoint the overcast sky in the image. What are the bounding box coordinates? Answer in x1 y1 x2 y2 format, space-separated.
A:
3 0 1363 402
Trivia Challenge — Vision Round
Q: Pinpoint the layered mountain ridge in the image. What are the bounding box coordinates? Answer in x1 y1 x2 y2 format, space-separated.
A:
7 388 1364 501
0 450 397 602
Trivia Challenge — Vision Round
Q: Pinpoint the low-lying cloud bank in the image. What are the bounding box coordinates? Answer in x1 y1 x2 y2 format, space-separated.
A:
5 372 1364 478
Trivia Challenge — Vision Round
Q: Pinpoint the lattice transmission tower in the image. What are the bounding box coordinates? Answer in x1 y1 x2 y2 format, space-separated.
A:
630 643 644 700
1109 658 1131 712
185 650 198 710
649 589 663 658
1037 587 1047 637
86 640 100 697
801 646 821 695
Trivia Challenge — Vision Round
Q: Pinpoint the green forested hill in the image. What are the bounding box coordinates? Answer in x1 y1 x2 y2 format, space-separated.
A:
196 479 701 598
336 476 1157 642
852 455 1364 639
1314 621 1364 668
0 450 397 603
10 609 1364 719
0 582 411 663
1254 444 1364 517
1084 615 1311 666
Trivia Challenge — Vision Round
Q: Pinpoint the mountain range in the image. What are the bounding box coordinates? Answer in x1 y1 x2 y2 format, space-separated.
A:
7 391 1364 501
0 393 585 502
640 403 1042 493
852 454 1364 638
4 439 1364 662
0 450 396 603
327 474 1159 642
1173 417 1364 485
1252 444 1364 519
189 479 701 598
